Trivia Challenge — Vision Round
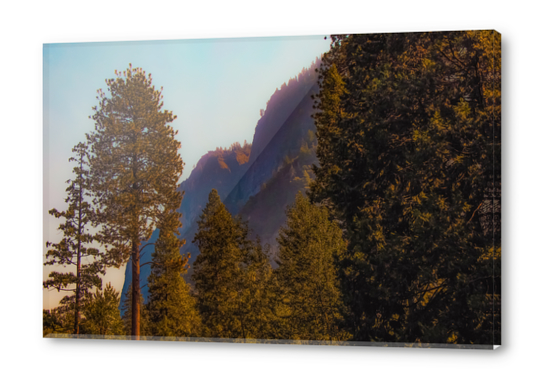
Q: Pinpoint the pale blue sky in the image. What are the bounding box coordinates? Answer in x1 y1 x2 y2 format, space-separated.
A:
43 35 330 309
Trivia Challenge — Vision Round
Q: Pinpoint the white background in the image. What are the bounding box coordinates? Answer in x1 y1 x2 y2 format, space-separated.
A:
0 0 537 377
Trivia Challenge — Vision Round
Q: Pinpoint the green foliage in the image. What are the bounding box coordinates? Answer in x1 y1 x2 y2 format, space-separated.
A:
83 283 124 336
147 207 201 338
43 308 70 337
87 64 184 338
274 193 349 342
236 238 276 340
193 189 273 339
311 31 501 344
44 142 105 334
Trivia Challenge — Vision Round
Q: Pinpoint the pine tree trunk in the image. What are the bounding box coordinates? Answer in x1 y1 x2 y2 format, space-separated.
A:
74 235 82 334
74 258 81 335
74 158 83 335
131 239 140 340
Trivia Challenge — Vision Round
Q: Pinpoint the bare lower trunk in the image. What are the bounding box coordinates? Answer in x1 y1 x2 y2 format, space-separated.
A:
131 239 140 340
74 265 81 335
74 242 81 334
74 160 83 336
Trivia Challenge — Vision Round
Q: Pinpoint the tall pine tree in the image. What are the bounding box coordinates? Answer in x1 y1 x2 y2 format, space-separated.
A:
44 142 104 335
87 64 184 339
193 189 273 339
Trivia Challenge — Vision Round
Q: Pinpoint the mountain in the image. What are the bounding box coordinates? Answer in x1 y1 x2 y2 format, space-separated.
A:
247 62 319 168
179 142 252 231
177 143 253 277
223 80 319 215
237 142 317 263
121 143 252 305
120 58 321 307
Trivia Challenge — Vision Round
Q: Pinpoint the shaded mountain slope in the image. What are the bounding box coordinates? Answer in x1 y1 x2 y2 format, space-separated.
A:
223 81 319 215
237 144 317 264
248 61 319 168
179 142 251 231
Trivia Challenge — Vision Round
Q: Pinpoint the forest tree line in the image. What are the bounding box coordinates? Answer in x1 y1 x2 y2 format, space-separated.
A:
44 31 500 345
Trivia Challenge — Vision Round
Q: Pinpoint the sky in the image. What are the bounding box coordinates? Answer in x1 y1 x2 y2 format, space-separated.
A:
43 35 330 310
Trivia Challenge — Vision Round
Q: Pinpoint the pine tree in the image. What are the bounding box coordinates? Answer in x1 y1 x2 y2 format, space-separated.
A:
146 208 201 338
236 238 275 340
192 189 244 338
87 64 184 339
310 31 501 344
274 193 348 342
44 142 104 335
193 189 273 339
83 283 124 337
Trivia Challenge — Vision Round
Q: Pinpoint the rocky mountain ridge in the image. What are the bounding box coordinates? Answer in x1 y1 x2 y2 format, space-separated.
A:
120 58 321 306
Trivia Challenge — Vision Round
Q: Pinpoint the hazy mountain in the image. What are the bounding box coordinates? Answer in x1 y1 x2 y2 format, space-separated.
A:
177 143 252 276
120 59 321 307
237 143 318 264
179 142 251 231
247 61 320 168
223 80 319 215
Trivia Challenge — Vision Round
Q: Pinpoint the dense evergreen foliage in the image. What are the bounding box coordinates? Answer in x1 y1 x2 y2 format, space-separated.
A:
83 283 124 336
146 206 201 337
43 308 69 336
274 193 349 342
310 31 501 344
177 141 253 280
192 189 273 339
44 283 124 337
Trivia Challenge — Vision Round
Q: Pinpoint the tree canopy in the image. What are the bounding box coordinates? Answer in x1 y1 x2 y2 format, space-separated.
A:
310 31 501 344
147 206 201 338
192 189 273 339
87 64 184 339
83 283 124 336
275 192 349 342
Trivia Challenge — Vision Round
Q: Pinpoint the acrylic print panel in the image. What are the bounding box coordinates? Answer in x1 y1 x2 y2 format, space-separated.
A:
43 31 501 349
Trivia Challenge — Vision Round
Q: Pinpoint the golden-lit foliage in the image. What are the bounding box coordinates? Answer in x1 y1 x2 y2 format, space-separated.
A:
146 204 201 338
192 189 274 339
311 31 500 344
275 193 350 342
